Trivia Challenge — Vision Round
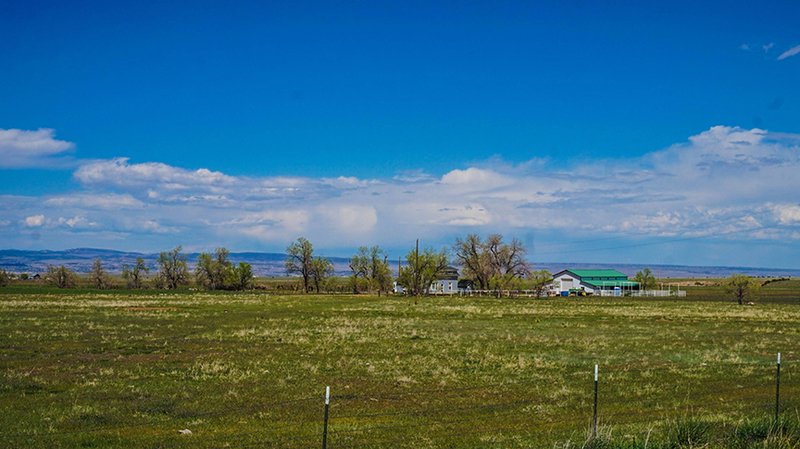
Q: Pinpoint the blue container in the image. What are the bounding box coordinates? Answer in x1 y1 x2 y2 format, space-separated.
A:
560 291 569 297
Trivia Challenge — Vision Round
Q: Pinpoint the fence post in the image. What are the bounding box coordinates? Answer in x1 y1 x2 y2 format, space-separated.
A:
593 364 598 439
775 353 781 424
322 386 330 449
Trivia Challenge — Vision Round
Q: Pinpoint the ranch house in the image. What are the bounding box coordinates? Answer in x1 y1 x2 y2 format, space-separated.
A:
552 269 639 296
429 266 460 294
392 266 464 294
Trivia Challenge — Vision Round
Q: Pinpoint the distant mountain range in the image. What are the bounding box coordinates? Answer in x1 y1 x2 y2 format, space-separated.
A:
0 248 351 277
1 248 798 279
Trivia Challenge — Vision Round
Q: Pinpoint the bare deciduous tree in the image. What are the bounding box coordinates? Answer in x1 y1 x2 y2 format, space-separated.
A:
454 234 531 293
349 246 393 295
45 265 77 289
309 257 334 293
453 234 492 290
196 248 232 290
397 244 448 296
285 237 314 292
122 257 148 289
90 258 109 289
156 246 188 289
725 274 760 305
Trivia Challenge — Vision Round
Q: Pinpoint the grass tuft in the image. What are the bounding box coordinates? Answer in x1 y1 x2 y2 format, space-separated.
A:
665 416 712 448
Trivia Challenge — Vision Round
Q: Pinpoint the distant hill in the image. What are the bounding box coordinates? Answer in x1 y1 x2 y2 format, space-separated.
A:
0 248 352 277
532 262 800 279
1 248 799 278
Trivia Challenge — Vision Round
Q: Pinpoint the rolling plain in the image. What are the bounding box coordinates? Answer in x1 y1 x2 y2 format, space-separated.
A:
1 281 799 448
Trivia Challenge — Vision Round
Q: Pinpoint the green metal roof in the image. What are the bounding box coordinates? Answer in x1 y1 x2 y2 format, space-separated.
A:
584 280 640 287
568 269 628 278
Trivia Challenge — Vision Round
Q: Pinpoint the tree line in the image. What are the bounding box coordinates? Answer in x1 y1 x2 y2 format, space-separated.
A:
283 233 552 297
283 238 395 294
0 236 647 296
0 246 254 291
0 237 769 304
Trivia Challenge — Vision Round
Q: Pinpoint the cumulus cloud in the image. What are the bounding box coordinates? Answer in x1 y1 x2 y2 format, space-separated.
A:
317 205 378 235
56 216 95 228
234 210 311 242
24 215 45 227
3 125 800 256
74 158 236 191
72 158 381 206
772 204 800 224
778 44 800 61
139 219 179 234
0 128 75 168
440 167 510 189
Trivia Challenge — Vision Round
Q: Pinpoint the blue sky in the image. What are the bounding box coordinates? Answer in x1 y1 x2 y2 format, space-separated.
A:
1 1 800 268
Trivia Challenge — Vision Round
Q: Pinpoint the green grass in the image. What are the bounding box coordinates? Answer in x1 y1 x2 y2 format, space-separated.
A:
0 284 799 448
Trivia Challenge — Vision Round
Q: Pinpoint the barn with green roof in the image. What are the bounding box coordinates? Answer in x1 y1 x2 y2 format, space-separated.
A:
552 269 639 296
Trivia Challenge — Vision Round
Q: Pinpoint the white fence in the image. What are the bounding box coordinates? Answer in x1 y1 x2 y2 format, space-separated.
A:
430 288 687 298
596 289 686 297
631 289 686 297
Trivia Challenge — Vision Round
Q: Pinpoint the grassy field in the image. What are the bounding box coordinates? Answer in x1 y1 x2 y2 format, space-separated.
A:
1 282 799 448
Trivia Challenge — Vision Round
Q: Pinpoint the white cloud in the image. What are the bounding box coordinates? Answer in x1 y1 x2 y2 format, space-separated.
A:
56 216 95 228
24 215 45 227
140 219 179 234
235 210 311 242
688 125 765 147
223 210 310 228
74 158 236 191
393 169 434 183
323 176 379 189
5 125 800 256
772 204 800 224
317 205 378 235
72 158 376 206
406 202 491 227
440 167 511 190
44 193 144 209
0 128 75 168
778 44 800 61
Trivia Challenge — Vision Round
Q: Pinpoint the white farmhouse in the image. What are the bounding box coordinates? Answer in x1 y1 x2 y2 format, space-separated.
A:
429 266 460 294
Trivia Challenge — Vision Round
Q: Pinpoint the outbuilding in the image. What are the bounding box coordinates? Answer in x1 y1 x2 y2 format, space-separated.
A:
552 269 639 296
